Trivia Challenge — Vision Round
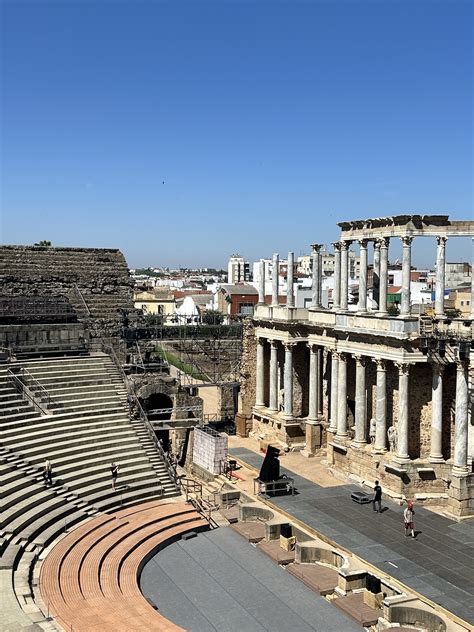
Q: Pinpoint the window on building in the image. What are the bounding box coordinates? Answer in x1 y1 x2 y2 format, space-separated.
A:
238 303 254 315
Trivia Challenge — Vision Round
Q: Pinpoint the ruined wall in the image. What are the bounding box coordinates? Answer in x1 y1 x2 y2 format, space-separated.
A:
236 320 257 435
0 245 136 342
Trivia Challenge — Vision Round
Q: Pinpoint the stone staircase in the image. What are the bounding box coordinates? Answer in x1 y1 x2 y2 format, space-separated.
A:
0 352 179 631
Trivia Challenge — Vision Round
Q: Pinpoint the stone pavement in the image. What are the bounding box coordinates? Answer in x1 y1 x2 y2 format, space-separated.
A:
229 446 474 627
141 526 361 632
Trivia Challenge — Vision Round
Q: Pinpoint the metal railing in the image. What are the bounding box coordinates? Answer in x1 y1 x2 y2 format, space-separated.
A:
102 343 180 492
72 284 91 317
179 477 219 527
6 369 49 416
19 368 54 409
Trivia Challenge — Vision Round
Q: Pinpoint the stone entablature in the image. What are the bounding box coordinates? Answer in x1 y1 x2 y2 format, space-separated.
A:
338 215 472 238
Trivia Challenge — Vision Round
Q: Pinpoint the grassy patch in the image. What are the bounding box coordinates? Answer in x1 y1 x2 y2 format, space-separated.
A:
156 347 209 382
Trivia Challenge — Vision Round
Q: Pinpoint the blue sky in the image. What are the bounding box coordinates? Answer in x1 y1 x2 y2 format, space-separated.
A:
1 0 472 268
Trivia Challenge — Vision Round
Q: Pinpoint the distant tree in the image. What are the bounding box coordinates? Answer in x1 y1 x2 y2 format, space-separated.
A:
201 309 224 325
34 240 52 247
145 313 164 327
387 303 400 316
445 308 462 319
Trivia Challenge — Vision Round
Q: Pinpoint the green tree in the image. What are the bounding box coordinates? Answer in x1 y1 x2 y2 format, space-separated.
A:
387 303 400 316
201 309 224 325
34 240 52 247
445 308 462 319
144 313 164 326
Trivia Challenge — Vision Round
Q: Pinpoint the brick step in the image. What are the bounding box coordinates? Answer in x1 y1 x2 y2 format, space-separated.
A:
22 444 153 472
1 417 130 441
2 409 128 430
11 434 146 464
45 383 123 398
2 426 139 452
48 397 122 413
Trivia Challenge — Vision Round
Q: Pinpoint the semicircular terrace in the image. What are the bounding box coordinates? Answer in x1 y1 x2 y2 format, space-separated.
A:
39 499 208 631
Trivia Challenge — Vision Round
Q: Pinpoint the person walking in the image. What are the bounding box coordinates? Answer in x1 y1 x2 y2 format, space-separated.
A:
43 459 53 486
111 462 119 490
404 499 416 537
373 480 382 512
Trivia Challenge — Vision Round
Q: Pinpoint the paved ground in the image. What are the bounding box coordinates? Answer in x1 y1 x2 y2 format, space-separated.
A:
141 526 361 632
228 446 474 626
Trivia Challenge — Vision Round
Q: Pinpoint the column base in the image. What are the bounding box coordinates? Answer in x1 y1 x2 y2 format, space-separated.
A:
254 403 266 410
301 449 315 458
351 440 367 448
429 454 445 464
451 465 469 477
373 447 387 454
281 413 295 422
335 432 348 440
393 455 410 466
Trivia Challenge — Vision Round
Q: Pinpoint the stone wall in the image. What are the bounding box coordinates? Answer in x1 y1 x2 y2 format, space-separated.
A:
0 245 136 343
235 321 257 436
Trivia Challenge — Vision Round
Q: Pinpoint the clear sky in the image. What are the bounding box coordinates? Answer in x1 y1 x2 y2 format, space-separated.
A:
1 0 472 269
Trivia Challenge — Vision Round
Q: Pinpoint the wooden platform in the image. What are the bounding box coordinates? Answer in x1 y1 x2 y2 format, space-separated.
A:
287 563 339 595
331 592 381 627
230 520 266 542
40 500 208 631
257 539 296 565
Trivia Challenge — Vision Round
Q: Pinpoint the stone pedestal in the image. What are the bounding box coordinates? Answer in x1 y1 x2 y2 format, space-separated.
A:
447 473 473 517
301 421 322 458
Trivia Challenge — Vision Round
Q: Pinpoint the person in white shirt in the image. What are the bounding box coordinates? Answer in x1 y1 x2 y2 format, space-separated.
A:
404 499 415 537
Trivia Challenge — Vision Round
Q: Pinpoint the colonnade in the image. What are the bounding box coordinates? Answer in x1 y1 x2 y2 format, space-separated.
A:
255 338 471 475
259 235 451 316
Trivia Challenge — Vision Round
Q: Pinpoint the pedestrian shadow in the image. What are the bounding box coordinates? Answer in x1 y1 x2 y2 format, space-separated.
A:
380 507 389 514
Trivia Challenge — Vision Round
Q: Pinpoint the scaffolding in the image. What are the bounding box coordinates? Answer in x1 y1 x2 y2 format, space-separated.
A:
124 315 244 388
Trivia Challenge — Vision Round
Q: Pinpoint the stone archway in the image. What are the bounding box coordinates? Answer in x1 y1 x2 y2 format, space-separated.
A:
142 392 173 421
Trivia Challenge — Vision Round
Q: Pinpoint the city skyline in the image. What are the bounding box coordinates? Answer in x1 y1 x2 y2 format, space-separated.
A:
1 1 472 267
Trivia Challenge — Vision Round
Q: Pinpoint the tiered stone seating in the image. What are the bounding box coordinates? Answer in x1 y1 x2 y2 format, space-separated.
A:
39 500 208 631
0 245 135 325
0 353 179 630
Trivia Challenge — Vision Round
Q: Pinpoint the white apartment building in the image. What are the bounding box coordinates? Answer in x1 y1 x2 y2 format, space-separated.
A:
228 254 251 284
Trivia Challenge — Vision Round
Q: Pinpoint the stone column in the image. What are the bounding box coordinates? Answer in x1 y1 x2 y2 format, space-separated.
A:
358 240 368 313
329 351 339 433
269 340 279 411
395 363 410 463
435 236 447 318
340 241 349 310
378 238 389 315
287 251 294 307
336 353 348 438
332 242 341 310
257 260 265 304
311 244 322 308
372 240 381 309
283 342 295 419
453 361 469 476
272 253 279 307
374 359 387 451
255 337 265 407
430 363 444 463
308 344 319 421
353 355 367 445
400 236 413 316
317 347 323 415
